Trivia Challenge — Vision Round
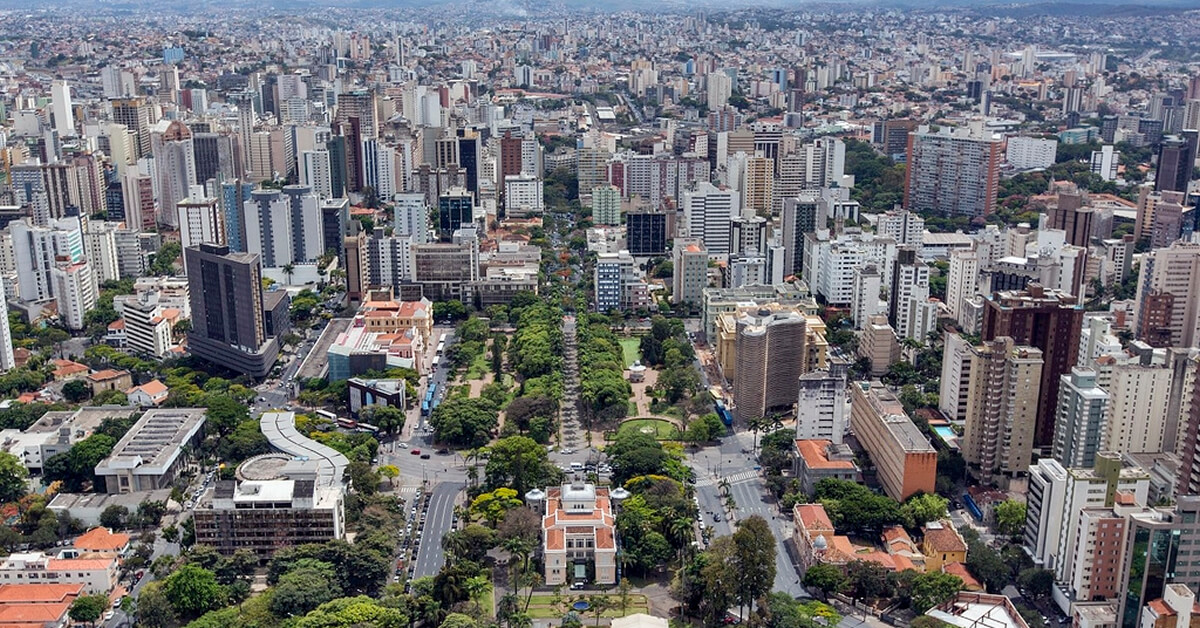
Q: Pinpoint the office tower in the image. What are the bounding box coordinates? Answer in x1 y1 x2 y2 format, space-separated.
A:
393 193 428 243
243 186 324 269
110 98 154 158
344 226 368 305
1043 189 1095 250
1091 145 1121 181
795 360 848 443
848 381 937 501
1050 367 1109 469
334 91 375 193
1099 363 1172 455
706 72 732 110
12 217 83 304
1006 136 1058 170
320 198 348 262
683 182 740 255
1135 188 1184 246
872 118 919 159
0 277 13 372
412 231 481 302
191 133 230 186
593 251 645 312
300 150 334 199
1133 242 1200 348
176 196 225 253
577 147 610 199
626 210 667 256
591 185 621 226
729 215 767 257
981 285 1084 448
904 125 1002 217
1155 133 1197 193
184 244 278 377
50 262 96 331
740 155 774 216
498 131 524 202
325 136 348 199
1117 509 1183 628
732 308 808 425
220 180 254 253
50 80 74 137
11 162 73 225
946 250 980 324
122 170 156 232
962 338 1043 485
890 246 933 342
151 121 196 229
456 129 481 194
437 188 474 241
781 194 822 280
672 238 707 306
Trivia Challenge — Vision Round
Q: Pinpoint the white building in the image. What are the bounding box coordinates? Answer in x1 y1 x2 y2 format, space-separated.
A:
150 121 196 229
851 264 884 328
0 553 118 595
176 196 226 253
362 140 396 201
121 291 175 358
0 277 13 372
1090 145 1120 182
1050 368 1110 470
683 182 740 255
12 217 84 306
393 194 429 243
300 150 334 199
1006 136 1058 170
594 251 647 312
50 80 74 137
672 239 708 306
83 222 122 287
795 363 848 443
50 262 97 331
946 250 980 324
504 175 545 217
1098 363 1172 455
877 209 925 246
706 72 732 111
939 332 974 421
244 186 324 268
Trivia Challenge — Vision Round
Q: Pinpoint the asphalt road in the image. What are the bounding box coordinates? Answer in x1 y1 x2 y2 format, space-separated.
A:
412 481 465 579
689 433 808 599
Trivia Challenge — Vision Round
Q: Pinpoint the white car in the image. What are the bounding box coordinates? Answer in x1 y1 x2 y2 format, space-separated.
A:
104 610 115 620
399 443 409 448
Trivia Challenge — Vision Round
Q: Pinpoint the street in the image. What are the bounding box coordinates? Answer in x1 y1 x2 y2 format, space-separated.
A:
411 481 465 579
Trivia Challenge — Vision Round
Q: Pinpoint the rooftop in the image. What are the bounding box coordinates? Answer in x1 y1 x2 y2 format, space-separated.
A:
928 593 1028 628
94 408 207 476
72 527 129 553
795 440 857 470
259 411 347 487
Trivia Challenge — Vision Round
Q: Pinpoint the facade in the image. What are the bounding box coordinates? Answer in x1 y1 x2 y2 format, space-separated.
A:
94 408 207 494
672 239 708 306
793 439 857 495
0 554 117 595
1134 242 1200 349
411 234 480 302
347 378 406 419
591 185 621 226
504 175 544 217
1006 136 1058 170
193 463 346 560
594 251 647 312
683 182 740 255
1051 368 1110 470
904 125 1002 217
1100 364 1173 455
437 187 475 240
848 381 937 501
781 194 822 280
731 308 808 424
176 195 225 253
795 361 849 443
184 244 279 378
244 186 324 268
625 210 667 256
962 338 1043 485
535 481 618 587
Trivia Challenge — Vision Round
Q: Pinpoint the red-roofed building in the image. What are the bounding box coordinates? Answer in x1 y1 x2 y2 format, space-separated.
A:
943 562 983 591
536 481 617 587
793 439 859 495
49 360 88 382
0 554 117 594
922 521 968 573
86 370 132 396
72 528 130 555
125 380 168 407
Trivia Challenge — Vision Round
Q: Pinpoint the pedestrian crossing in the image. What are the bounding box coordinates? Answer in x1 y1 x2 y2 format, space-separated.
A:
694 469 759 487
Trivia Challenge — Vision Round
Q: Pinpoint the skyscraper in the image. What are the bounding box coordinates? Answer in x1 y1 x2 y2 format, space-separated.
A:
962 338 1043 486
981 284 1083 448
781 194 822 280
625 210 667 256
683 182 739 255
50 80 74 137
176 195 226 254
110 97 154 158
904 125 1002 217
437 188 474 241
591 185 621 226
184 243 279 378
732 308 808 424
1154 133 1197 193
1050 367 1109 469
1133 242 1200 348
243 186 324 269
672 238 707 306
152 121 197 229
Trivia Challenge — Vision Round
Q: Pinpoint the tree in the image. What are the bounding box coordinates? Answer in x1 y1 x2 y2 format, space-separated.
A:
133 584 176 628
161 564 226 618
270 561 344 617
731 516 776 618
100 504 128 530
994 499 1027 537
62 380 91 403
485 435 560 496
440 612 481 628
429 397 498 447
814 479 904 534
68 594 108 625
1018 568 1054 599
846 560 893 600
903 493 949 528
965 537 1010 593
348 461 380 495
911 571 962 613
378 464 399 488
802 563 848 599
364 405 406 435
442 524 497 564
470 488 524 527
0 452 28 503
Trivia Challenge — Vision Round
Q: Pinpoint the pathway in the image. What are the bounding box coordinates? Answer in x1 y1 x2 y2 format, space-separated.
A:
560 317 583 451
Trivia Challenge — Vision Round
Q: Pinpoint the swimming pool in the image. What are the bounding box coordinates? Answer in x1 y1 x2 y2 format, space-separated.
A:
932 425 956 440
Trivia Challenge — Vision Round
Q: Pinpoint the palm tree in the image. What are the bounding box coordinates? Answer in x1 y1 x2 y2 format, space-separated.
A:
464 574 491 615
747 415 770 454
586 595 609 627
281 263 295 285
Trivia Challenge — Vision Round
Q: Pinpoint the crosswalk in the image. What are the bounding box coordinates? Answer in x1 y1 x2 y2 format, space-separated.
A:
694 469 759 487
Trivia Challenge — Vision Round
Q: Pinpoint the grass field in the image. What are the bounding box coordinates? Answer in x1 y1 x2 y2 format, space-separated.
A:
618 418 681 440
466 346 491 380
525 593 649 619
619 338 641 367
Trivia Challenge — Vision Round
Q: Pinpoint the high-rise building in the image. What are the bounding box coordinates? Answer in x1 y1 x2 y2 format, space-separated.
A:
344 226 368 305
732 308 808 424
872 118 919 159
1044 189 1096 249
1099 362 1173 455
12 217 83 305
393 193 428 243
320 198 349 262
243 186 324 269
1050 367 1109 469
904 125 1002 217
1154 133 1197 193
795 360 848 443
1005 136 1058 170
1133 242 1200 348
889 246 932 342
672 238 707 306
504 175 544 217
591 185 621 226
626 210 667 257
110 97 154 158
176 196 225 262
1117 507 1184 628
1091 145 1121 181
593 251 647 312
962 338 1043 486
981 284 1084 448
781 194 823 280
683 182 740 255
50 262 96 331
946 250 980 324
0 277 14 372
50 80 74 137
184 243 278 377
151 121 196 228
740 155 774 216
1173 353 1200 496
300 150 334 199
437 188 474 241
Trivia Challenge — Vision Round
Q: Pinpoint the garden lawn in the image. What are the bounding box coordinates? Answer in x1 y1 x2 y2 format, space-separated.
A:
619 338 641 368
617 418 681 440
524 594 649 619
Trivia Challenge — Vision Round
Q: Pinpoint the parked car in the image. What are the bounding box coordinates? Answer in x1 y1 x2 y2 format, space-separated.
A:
410 449 421 455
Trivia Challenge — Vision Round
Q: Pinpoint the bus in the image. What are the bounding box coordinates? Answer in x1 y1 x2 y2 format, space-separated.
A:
421 400 431 417
357 423 379 434
431 356 440 371
316 409 337 422
336 417 358 430
714 400 733 427
435 333 447 356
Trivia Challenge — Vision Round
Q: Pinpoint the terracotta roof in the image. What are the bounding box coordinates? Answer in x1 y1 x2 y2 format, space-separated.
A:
87 369 129 382
923 523 968 554
0 601 71 625
795 440 855 470
1147 599 1173 617
46 558 113 571
596 527 615 549
107 319 125 330
0 584 83 603
545 528 564 551
794 504 834 532
127 379 168 397
73 527 130 552
943 562 982 590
